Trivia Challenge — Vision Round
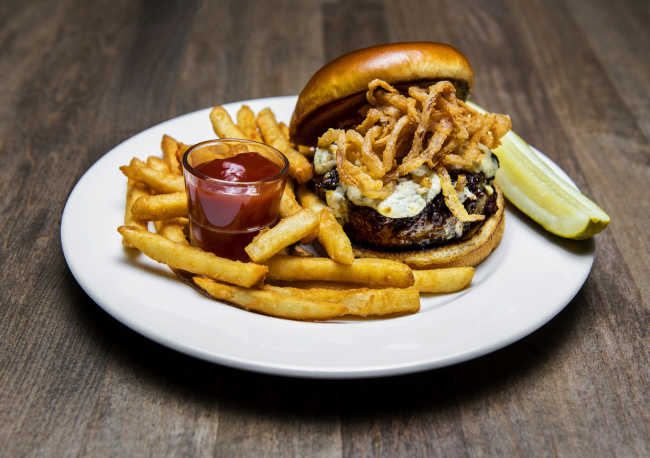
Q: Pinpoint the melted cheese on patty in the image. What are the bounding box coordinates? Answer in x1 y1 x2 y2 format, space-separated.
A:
316 145 494 220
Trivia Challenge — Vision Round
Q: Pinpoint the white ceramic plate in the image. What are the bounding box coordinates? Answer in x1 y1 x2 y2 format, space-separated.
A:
61 96 594 379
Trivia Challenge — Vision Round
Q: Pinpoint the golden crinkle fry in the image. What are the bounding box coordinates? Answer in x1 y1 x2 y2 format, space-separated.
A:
279 180 302 218
256 108 313 183
154 217 188 245
131 191 188 220
123 179 148 247
209 106 249 140
146 155 169 173
413 268 474 293
161 134 182 175
266 256 414 288
244 209 319 263
119 161 184 194
118 226 267 288
194 277 420 320
296 185 354 264
117 102 481 321
236 105 263 143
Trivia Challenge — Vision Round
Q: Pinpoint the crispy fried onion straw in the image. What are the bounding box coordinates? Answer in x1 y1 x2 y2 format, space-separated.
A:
320 78 510 220
437 166 485 223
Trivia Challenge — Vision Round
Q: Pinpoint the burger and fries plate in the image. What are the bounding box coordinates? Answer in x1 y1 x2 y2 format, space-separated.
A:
61 95 594 378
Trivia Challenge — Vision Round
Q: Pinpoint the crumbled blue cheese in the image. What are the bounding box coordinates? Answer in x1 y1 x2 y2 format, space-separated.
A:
346 185 378 208
328 171 443 220
313 145 337 174
424 173 442 201
454 220 464 237
477 144 499 179
457 186 477 203
377 181 429 218
325 186 348 220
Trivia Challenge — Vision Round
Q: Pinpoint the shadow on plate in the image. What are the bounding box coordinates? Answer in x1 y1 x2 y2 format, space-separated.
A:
506 201 594 256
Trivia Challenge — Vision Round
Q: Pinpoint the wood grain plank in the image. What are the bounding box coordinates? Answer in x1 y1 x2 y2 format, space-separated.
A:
209 375 341 458
565 0 650 139
77 317 221 457
504 0 650 306
104 0 201 139
373 0 648 457
0 0 134 455
169 0 327 118
321 0 390 61
0 0 647 456
0 1 215 456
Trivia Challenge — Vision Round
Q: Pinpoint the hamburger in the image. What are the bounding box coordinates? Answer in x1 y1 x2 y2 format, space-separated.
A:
289 42 510 268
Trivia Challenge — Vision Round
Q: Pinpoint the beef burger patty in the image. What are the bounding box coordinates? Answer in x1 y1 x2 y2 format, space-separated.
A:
312 169 498 250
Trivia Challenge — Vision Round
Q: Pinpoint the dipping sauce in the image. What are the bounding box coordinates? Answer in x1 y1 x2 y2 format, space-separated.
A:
196 152 281 182
183 140 288 261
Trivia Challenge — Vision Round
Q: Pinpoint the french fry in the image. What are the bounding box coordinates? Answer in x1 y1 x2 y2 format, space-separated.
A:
279 180 302 217
413 267 474 293
345 287 420 316
297 144 314 157
300 226 319 245
153 216 188 229
175 142 191 166
296 186 354 264
122 158 150 247
245 209 319 263
209 106 280 164
153 216 186 231
210 106 249 140
132 192 188 220
266 280 352 290
296 185 326 212
193 277 346 320
290 186 319 249
120 162 184 194
144 159 184 247
318 209 355 264
118 226 267 288
256 108 313 183
155 218 189 245
263 285 420 317
158 224 188 244
237 105 263 142
123 179 149 247
161 134 182 175
278 122 290 141
266 256 414 287
146 156 170 173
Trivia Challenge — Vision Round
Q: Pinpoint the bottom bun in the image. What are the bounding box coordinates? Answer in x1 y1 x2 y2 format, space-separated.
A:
353 186 505 269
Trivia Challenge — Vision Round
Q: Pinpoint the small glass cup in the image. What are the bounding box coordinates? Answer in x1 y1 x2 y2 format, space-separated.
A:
182 139 289 261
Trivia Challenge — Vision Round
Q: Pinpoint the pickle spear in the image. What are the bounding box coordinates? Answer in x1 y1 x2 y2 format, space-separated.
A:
468 102 610 239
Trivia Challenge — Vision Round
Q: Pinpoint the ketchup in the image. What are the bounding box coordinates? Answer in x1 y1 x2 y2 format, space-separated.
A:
196 152 282 182
184 151 286 261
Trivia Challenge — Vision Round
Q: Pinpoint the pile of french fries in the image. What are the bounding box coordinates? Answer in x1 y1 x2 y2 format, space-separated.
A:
117 105 475 320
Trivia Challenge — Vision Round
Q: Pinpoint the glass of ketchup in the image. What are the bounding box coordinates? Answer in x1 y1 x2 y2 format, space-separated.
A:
182 139 289 261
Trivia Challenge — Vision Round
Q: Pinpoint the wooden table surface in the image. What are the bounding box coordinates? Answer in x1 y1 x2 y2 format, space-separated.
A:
1 0 648 456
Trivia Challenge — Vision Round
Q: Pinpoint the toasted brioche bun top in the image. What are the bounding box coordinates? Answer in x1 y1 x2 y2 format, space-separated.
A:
290 42 475 145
